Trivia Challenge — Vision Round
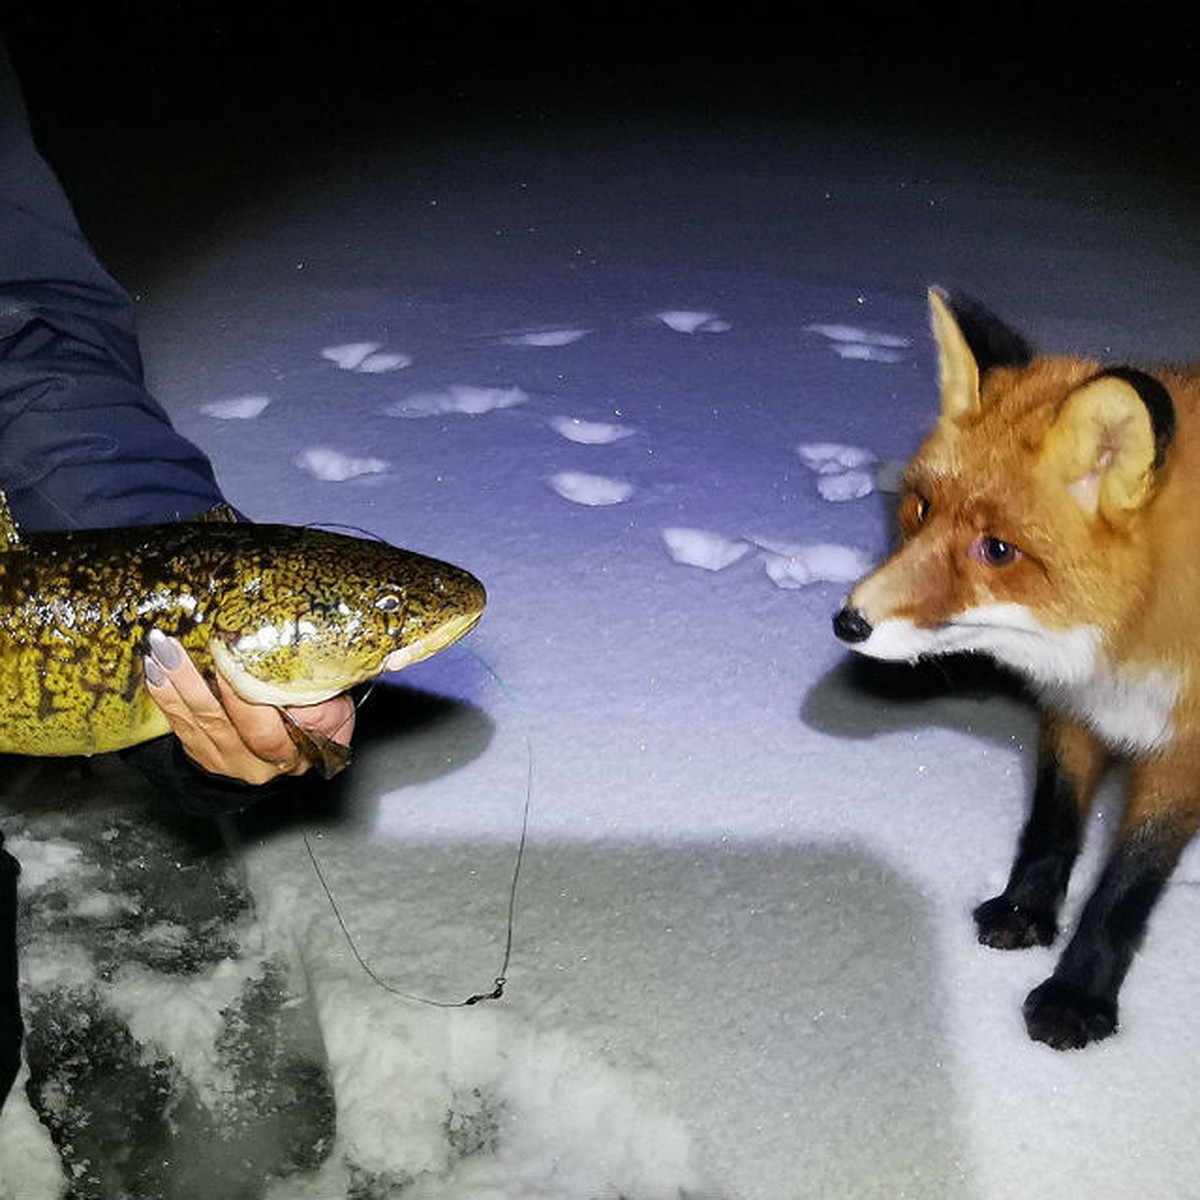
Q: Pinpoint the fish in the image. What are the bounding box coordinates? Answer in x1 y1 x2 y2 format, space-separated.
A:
0 496 486 773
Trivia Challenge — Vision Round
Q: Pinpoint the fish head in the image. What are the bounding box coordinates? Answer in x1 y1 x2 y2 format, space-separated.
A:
207 527 486 706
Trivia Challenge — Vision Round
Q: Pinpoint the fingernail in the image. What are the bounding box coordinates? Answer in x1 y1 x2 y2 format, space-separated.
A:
143 655 165 688
148 628 182 669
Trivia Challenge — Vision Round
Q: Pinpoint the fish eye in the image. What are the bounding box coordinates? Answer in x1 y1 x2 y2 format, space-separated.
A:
973 535 1021 568
375 594 401 613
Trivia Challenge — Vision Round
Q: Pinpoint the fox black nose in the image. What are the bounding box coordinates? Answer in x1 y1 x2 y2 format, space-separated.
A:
833 606 873 644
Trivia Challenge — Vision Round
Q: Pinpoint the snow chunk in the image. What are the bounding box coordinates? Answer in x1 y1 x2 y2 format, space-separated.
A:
200 395 271 420
295 446 388 481
548 415 635 445
356 350 412 373
804 323 909 363
8 837 81 890
500 328 589 347
797 442 876 474
654 310 732 334
322 341 382 370
754 539 874 589
804 323 910 348
385 384 528 419
322 342 412 373
817 470 875 501
548 472 634 506
798 442 878 500
663 528 751 571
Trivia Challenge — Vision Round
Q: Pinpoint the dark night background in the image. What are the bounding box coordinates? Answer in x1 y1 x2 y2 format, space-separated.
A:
3 2 1199 275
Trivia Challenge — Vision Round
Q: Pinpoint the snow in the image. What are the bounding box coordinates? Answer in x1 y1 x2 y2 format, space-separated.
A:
6 65 1200 1200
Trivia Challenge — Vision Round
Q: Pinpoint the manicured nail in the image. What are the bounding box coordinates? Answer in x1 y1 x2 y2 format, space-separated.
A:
143 655 166 688
148 628 182 669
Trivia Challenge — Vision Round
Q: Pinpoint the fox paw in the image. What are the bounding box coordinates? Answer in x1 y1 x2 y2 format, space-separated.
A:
973 896 1057 948
1023 978 1118 1050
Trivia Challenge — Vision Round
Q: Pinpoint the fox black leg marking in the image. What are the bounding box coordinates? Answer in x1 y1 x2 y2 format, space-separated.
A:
1024 823 1180 1049
974 746 1089 949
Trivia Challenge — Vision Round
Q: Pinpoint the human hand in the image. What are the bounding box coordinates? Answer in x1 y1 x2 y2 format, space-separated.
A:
143 629 356 785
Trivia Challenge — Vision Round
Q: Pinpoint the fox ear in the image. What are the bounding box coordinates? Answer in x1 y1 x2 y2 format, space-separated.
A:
928 288 1033 422
1044 369 1175 517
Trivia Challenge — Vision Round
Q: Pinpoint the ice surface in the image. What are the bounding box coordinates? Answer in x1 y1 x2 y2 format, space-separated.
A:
9 90 1200 1200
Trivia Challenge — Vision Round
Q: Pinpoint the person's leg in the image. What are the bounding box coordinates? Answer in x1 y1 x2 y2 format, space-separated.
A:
0 41 226 532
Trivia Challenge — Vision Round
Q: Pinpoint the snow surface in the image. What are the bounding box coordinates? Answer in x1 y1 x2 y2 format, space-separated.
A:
6 105 1200 1199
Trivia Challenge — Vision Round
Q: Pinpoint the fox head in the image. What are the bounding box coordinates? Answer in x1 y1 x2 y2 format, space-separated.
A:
833 289 1176 690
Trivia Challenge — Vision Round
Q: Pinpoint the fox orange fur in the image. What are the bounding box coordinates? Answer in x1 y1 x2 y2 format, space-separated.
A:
834 288 1200 1048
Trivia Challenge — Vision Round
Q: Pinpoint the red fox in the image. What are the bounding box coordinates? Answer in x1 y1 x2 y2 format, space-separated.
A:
833 288 1197 1049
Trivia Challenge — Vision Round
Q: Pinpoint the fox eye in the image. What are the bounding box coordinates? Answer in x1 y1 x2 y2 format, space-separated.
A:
972 536 1021 567
901 490 931 531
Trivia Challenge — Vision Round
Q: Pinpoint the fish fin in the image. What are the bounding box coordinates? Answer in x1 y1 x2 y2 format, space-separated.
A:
280 710 352 780
0 490 21 548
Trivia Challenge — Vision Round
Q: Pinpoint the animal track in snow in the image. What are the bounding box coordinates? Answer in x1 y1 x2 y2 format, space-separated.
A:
654 310 732 334
548 472 634 507
384 385 529 419
499 328 589 347
322 342 412 373
804 323 909 363
797 441 877 501
548 416 636 445
295 446 388 482
199 395 271 419
662 528 751 571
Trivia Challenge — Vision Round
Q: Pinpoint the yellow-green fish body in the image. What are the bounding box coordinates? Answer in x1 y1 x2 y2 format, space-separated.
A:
0 508 485 758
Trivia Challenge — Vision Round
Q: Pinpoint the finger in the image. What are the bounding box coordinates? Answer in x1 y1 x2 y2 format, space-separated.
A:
214 674 309 775
145 633 294 782
144 632 223 729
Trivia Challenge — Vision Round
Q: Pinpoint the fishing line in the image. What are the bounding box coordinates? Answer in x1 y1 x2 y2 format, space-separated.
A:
302 642 533 1008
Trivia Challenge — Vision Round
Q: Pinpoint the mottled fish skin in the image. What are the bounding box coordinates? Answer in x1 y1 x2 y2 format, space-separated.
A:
0 519 485 758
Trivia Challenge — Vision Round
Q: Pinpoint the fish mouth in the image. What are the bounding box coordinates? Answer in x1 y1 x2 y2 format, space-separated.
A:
383 607 484 673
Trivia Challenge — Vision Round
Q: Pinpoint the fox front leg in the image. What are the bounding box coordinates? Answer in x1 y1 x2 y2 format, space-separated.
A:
1023 755 1197 1049
974 718 1108 949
